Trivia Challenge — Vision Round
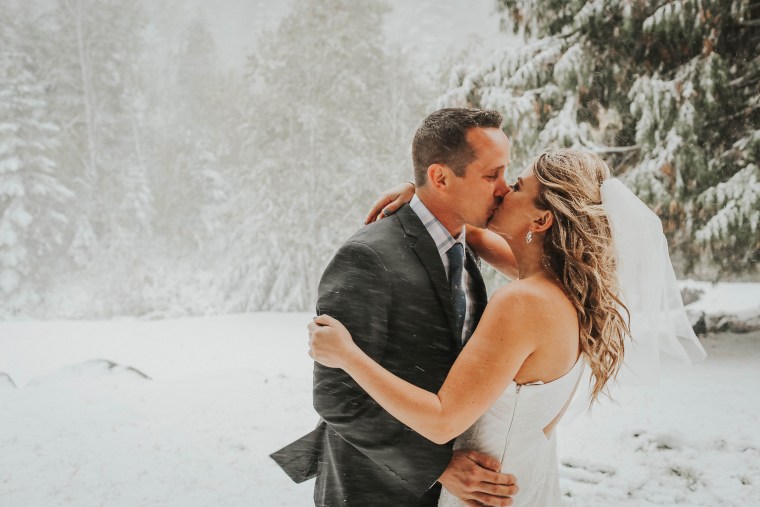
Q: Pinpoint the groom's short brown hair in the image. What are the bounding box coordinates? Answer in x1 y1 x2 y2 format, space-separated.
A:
412 108 504 186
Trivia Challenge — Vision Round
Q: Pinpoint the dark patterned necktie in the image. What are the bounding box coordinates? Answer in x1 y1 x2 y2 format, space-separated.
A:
447 242 466 344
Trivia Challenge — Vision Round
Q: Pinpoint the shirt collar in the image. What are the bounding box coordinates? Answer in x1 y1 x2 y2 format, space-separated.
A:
409 195 466 257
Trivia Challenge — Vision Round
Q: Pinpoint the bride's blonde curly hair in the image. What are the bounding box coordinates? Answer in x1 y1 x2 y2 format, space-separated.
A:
531 148 630 402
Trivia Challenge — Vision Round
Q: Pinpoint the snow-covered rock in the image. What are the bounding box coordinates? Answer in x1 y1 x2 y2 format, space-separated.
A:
0 372 16 389
681 281 760 334
25 359 151 388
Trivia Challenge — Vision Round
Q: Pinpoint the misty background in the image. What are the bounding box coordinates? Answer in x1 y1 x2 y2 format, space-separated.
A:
2 0 757 320
2 3 759 504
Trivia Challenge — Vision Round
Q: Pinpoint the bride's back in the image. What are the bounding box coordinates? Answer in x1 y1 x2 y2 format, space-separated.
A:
498 276 580 386
439 278 584 507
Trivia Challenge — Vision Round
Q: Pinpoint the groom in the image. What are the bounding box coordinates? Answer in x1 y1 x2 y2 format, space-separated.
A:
272 108 517 506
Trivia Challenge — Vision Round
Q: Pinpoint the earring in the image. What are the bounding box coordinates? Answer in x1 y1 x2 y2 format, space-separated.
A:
525 230 533 244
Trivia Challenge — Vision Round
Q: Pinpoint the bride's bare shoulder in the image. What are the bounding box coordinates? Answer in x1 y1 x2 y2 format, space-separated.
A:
488 279 572 320
490 278 553 303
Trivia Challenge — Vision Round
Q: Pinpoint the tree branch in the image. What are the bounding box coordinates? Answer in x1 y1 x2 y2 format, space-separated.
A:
736 20 760 28
730 73 760 88
704 105 760 128
590 145 640 154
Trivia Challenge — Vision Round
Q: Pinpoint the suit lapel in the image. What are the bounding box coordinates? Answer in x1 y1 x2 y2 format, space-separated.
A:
397 206 459 344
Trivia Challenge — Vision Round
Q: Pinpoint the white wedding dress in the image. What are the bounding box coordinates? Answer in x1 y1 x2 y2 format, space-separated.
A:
439 356 585 507
437 178 708 506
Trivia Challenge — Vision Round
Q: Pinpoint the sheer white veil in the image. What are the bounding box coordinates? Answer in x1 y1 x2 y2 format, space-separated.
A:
567 178 707 415
602 178 706 384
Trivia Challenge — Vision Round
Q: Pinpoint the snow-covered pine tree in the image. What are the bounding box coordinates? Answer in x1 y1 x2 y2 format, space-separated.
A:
149 16 233 249
0 50 73 314
42 0 152 264
439 0 759 277
224 0 428 311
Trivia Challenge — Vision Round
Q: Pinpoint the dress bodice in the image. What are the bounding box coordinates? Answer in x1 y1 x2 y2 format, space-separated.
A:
439 357 586 507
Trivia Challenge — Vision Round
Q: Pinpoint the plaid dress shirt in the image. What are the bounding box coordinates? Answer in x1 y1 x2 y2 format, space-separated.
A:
410 195 476 344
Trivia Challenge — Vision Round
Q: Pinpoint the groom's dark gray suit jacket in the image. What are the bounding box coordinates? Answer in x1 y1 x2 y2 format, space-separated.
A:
271 204 487 506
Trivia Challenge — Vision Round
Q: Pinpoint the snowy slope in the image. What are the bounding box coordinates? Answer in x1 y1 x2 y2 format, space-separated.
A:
1 312 759 506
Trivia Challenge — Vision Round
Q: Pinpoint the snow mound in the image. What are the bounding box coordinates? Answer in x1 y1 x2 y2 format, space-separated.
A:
26 359 151 388
0 372 16 389
682 281 760 333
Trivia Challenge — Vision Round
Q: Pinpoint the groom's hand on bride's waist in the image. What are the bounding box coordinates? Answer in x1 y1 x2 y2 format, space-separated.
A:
438 449 518 507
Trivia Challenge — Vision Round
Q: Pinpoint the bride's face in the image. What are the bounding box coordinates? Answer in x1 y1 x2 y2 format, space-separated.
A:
487 165 544 241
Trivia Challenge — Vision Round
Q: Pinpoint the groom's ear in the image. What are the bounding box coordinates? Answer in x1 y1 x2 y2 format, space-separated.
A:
427 164 447 190
534 210 553 233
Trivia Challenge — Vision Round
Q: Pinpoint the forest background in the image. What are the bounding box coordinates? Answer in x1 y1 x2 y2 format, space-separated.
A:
1 0 758 320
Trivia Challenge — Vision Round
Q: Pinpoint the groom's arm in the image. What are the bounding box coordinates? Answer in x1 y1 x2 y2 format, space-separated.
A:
313 240 453 496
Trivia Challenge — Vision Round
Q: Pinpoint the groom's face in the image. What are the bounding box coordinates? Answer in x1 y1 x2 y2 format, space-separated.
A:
447 127 511 228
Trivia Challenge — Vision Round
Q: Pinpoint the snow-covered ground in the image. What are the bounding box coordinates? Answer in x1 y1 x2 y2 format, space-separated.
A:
1 306 759 505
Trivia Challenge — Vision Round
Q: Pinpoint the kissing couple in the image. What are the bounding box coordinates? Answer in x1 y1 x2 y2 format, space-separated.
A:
272 108 706 506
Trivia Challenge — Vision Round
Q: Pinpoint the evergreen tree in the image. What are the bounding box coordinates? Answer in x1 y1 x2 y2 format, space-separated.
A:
226 0 428 311
43 0 152 264
0 50 73 314
439 0 759 277
149 16 233 249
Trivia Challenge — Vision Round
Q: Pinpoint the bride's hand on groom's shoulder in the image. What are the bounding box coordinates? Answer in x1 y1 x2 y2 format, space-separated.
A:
364 181 416 224
307 315 358 369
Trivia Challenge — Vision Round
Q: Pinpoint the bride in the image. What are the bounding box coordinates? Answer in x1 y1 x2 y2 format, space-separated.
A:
308 148 705 506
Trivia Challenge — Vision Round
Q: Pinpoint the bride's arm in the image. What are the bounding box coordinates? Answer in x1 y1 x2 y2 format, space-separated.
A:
364 182 519 278
308 286 535 445
465 226 518 280
364 181 415 224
